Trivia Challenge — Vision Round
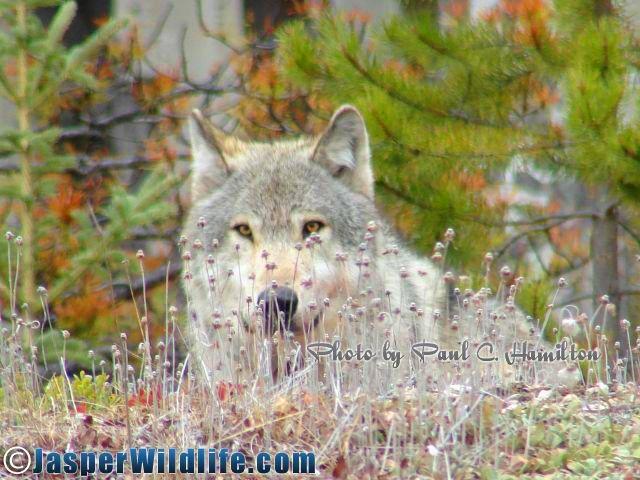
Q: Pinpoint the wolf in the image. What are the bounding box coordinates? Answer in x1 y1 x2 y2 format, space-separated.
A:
181 105 545 388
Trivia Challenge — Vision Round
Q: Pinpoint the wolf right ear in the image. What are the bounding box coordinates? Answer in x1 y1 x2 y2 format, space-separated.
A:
312 105 374 199
188 109 241 201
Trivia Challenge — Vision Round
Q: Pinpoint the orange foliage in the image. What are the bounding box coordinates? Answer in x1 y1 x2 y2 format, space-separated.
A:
230 53 254 77
95 61 115 81
36 235 72 272
291 0 325 18
234 43 317 138
4 60 16 77
57 88 86 111
144 139 177 164
500 0 548 19
132 71 178 103
549 224 586 257
92 15 109 28
54 281 111 331
343 9 372 25
248 56 278 92
383 59 423 81
535 85 560 107
444 0 470 20
47 178 85 225
546 199 562 214
447 170 487 191
550 122 565 140
152 72 178 96
483 0 553 48
164 94 191 117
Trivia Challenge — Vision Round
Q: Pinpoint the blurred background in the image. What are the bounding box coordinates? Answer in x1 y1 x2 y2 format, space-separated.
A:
1 0 639 372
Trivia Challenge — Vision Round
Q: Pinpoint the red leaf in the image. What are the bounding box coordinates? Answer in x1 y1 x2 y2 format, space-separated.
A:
215 382 244 402
127 385 162 407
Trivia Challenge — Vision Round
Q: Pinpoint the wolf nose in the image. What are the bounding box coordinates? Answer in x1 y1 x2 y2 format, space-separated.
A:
257 286 298 331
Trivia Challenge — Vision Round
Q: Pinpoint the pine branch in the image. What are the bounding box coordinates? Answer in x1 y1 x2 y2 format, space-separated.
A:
492 211 598 227
375 180 429 210
59 126 103 141
494 219 567 260
342 50 506 129
561 289 640 306
0 155 162 175
526 236 551 276
130 227 179 240
618 218 640 246
70 156 159 176
371 108 575 162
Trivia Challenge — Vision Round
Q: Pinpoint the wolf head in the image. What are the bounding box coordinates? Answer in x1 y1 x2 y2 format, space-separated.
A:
183 105 397 348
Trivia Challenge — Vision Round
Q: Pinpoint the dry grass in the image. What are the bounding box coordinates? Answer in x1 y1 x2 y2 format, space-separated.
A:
1 231 639 479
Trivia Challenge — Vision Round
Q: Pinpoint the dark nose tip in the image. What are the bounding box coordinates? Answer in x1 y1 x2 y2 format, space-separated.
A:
257 286 298 331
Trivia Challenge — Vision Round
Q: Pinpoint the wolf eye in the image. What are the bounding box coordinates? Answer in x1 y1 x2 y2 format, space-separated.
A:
234 224 253 240
303 221 324 238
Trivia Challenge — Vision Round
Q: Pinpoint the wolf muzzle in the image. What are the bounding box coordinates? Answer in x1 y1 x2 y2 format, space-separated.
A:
257 286 298 332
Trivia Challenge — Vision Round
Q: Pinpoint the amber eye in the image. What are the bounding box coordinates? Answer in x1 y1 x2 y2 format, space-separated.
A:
234 224 253 239
303 221 324 238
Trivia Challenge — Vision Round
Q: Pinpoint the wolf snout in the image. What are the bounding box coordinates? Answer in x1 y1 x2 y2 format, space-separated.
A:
257 286 299 331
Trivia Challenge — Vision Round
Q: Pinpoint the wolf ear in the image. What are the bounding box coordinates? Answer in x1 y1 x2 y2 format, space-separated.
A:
188 109 241 201
312 105 374 199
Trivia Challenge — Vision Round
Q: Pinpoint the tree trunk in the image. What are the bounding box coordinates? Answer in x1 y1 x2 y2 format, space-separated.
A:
589 0 627 368
590 203 626 361
16 1 37 310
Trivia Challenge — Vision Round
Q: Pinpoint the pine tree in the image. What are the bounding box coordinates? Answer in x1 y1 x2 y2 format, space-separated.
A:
0 1 177 317
276 0 640 354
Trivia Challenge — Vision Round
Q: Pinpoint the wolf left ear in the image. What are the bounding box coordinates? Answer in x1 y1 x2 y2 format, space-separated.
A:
188 109 243 202
312 105 374 199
